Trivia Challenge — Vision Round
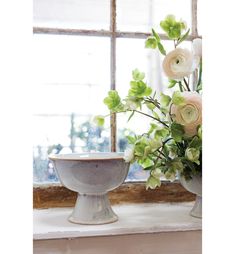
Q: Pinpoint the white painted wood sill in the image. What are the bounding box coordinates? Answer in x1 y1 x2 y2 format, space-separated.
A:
34 202 202 254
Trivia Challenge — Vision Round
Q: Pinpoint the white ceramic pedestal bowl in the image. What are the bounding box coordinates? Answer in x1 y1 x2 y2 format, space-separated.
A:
179 174 202 218
49 152 129 225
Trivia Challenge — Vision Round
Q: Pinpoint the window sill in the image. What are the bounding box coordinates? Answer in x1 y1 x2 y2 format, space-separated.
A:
34 202 201 240
33 182 196 208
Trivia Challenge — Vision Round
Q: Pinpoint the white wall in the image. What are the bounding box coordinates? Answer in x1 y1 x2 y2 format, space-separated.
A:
34 231 202 254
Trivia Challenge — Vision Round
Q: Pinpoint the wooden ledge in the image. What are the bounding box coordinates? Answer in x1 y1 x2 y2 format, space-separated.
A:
33 182 195 209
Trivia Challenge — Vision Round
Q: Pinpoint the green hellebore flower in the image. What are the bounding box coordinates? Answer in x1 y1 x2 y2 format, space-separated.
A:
185 148 200 163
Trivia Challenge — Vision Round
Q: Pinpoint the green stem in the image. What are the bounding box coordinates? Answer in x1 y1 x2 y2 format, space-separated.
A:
196 59 202 92
134 110 169 128
144 97 166 117
178 81 184 92
106 109 169 128
157 149 167 158
183 78 191 91
153 138 173 161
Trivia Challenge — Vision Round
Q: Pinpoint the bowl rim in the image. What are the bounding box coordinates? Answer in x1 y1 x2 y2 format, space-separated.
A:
48 152 125 161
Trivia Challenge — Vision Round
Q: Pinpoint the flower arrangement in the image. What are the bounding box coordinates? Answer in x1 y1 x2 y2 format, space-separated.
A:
95 15 202 189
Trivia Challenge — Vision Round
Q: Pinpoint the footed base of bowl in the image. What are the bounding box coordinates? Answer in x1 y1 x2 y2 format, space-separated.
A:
68 193 118 225
190 195 202 218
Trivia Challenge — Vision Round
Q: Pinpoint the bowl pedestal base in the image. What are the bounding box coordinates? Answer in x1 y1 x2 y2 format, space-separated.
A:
68 193 118 225
190 195 202 218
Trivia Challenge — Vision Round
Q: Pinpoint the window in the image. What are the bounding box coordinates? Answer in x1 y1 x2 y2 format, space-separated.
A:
33 0 200 184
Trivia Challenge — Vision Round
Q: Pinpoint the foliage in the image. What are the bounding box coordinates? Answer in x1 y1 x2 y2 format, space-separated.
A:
96 15 202 189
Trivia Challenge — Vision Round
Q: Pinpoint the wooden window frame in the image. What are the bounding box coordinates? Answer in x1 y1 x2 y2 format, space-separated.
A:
33 0 200 208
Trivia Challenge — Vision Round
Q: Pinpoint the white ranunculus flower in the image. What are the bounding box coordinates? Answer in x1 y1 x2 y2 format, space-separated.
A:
192 38 202 58
162 48 200 80
124 146 135 162
171 91 202 137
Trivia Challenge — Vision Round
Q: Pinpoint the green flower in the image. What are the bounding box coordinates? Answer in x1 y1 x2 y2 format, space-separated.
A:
160 15 186 39
128 80 152 98
185 148 200 164
103 90 124 112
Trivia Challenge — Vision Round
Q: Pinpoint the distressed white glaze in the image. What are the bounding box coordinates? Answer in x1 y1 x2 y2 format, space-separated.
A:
48 152 129 225
179 174 202 218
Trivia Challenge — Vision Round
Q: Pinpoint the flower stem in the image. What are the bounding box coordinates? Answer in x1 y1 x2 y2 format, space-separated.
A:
134 110 169 128
183 78 191 91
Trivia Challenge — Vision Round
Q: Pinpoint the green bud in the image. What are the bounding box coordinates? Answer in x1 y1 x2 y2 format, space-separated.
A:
198 125 202 139
160 93 171 107
172 91 185 105
145 36 157 49
132 68 145 81
146 175 161 189
165 171 176 182
185 148 200 162
151 168 162 178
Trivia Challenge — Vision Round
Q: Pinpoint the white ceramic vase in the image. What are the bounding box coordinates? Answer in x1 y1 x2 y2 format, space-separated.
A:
179 174 202 218
49 152 129 225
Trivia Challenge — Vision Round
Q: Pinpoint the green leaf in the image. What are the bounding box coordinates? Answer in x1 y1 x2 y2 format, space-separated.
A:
177 28 190 46
138 157 154 169
196 83 202 92
171 158 184 171
144 146 152 157
127 135 136 144
188 136 202 150
160 107 168 115
103 90 122 111
180 21 187 30
148 123 158 135
152 111 160 119
145 36 157 49
149 138 162 150
145 102 156 110
146 175 161 189
168 79 178 88
132 69 145 81
93 115 105 127
172 91 185 105
127 111 135 122
134 140 147 156
155 127 169 138
171 122 185 142
157 41 166 55
152 28 161 42
160 93 171 107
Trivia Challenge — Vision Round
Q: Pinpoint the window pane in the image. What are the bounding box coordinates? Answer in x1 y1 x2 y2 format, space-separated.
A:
33 0 110 30
117 0 192 33
33 35 111 183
